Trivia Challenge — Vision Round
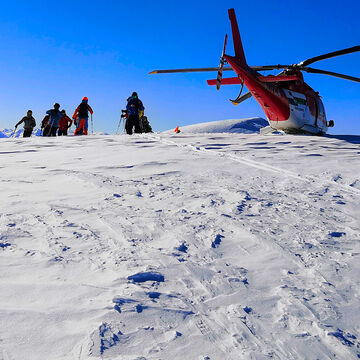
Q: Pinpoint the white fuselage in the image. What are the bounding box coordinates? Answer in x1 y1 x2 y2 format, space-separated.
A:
268 89 328 134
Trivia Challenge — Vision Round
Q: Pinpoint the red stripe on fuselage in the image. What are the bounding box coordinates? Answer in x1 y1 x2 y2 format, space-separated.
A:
225 55 290 121
258 75 299 83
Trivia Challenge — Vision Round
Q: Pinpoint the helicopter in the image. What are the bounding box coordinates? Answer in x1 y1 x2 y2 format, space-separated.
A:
150 8 360 135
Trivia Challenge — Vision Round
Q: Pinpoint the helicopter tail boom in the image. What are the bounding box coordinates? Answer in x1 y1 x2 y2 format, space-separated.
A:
226 55 291 121
228 8 247 66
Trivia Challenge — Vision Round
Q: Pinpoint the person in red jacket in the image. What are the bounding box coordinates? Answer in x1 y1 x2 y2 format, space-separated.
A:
72 97 93 135
58 110 73 136
41 114 50 136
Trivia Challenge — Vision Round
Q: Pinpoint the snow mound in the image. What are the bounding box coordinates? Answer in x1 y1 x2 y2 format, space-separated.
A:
164 117 268 134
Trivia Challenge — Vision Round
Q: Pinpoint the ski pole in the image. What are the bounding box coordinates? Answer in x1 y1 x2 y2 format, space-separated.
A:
48 122 54 136
116 115 122 134
91 113 93 134
11 127 17 138
48 113 54 137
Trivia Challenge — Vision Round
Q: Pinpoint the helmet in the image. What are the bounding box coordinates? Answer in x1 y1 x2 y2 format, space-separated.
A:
54 103 60 109
61 109 66 114
82 97 88 101
132 92 138 98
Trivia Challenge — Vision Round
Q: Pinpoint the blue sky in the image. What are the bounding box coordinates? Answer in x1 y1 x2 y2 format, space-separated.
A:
0 0 359 134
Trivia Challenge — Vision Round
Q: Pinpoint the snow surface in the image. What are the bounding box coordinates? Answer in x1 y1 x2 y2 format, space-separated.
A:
1 126 360 359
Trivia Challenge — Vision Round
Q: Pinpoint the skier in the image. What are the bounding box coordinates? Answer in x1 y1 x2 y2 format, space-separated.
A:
15 110 36 137
72 97 93 135
46 103 63 136
41 114 50 136
125 92 144 135
58 110 72 136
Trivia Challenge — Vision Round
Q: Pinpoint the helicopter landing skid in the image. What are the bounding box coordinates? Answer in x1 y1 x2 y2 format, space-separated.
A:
260 125 284 135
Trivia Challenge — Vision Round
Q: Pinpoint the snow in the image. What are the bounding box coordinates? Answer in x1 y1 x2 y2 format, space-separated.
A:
0 128 43 138
163 117 268 134
0 124 360 359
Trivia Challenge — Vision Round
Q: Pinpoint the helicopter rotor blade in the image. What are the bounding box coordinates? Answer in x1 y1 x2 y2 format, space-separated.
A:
299 46 360 67
302 67 360 83
149 67 233 74
150 65 290 74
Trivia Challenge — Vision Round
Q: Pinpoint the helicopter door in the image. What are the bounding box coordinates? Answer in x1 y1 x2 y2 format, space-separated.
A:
316 98 326 128
306 96 318 126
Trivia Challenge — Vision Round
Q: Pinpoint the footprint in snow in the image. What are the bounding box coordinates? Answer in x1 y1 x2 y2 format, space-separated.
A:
228 277 249 285
329 231 345 238
211 234 224 248
176 243 188 253
88 322 123 356
0 243 11 248
328 328 357 347
112 297 136 313
128 271 165 283
147 291 161 300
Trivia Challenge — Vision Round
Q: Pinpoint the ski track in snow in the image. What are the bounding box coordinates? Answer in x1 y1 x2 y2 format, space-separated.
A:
0 133 360 359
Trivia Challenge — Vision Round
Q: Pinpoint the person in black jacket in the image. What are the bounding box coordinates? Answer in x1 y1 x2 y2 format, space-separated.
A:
15 110 36 137
125 92 144 135
46 103 62 137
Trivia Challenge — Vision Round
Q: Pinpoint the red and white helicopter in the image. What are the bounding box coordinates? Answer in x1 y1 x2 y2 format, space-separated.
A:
150 8 360 135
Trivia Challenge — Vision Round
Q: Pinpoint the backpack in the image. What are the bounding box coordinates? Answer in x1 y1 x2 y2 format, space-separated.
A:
127 97 143 116
140 116 152 133
78 102 89 118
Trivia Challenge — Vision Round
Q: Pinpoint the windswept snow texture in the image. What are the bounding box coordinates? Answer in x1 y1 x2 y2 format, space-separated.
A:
1 131 360 360
164 117 268 134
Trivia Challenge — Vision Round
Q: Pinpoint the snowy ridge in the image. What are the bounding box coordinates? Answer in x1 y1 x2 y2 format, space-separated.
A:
0 117 266 138
0 128 42 138
0 128 110 137
0 132 360 359
163 117 268 134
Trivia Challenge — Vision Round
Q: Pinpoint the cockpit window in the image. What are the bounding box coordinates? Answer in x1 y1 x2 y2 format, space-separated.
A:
288 98 296 105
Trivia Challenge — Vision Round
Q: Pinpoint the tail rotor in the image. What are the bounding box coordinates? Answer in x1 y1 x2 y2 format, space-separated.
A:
216 34 228 90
